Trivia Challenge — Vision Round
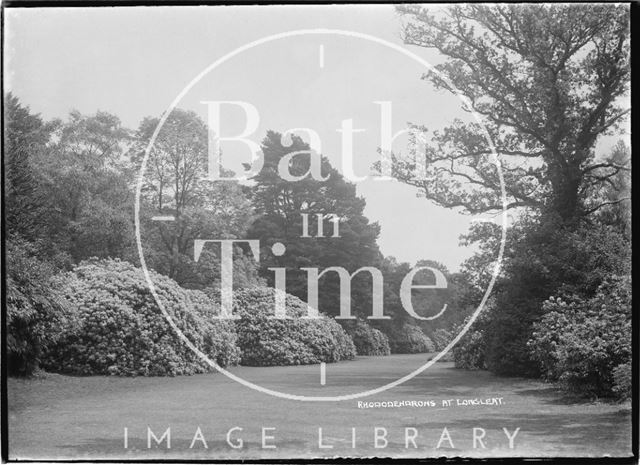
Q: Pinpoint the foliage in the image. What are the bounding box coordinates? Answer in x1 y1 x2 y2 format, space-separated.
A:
5 97 259 290
183 290 242 368
328 321 359 363
460 214 631 377
5 237 75 376
451 301 495 370
341 320 391 356
453 329 487 370
430 328 454 351
374 257 471 357
528 276 631 398
33 109 134 263
4 93 52 242
247 131 383 319
382 3 633 379
588 141 631 238
612 362 632 401
135 110 257 289
379 257 469 330
232 287 356 366
387 324 435 354
395 4 630 221
44 259 239 376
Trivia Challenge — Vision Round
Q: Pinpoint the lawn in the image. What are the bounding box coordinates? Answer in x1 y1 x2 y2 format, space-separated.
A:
7 354 632 460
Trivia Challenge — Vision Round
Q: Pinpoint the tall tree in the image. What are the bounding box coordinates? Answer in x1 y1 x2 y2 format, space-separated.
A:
394 5 631 376
394 4 630 222
247 131 383 319
135 109 257 288
4 93 52 242
35 110 134 263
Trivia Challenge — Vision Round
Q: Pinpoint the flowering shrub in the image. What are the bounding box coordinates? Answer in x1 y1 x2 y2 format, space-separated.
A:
341 320 391 356
44 259 240 376
327 320 359 362
528 276 631 398
183 289 241 368
388 324 435 354
232 287 356 366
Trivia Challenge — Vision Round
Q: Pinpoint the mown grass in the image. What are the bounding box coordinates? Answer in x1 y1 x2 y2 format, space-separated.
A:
7 354 632 459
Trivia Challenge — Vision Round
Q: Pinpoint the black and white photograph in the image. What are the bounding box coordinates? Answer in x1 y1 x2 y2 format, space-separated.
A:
2 2 634 461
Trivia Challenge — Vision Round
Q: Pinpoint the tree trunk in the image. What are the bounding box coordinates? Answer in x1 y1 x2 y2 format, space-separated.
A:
550 163 583 222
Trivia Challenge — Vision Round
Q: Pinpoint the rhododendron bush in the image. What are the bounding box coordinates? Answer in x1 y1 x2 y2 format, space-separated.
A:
341 320 391 356
387 324 435 354
528 276 631 399
232 287 356 366
44 259 240 376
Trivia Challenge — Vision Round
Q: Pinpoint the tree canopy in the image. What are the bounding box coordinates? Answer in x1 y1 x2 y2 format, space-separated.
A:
247 131 383 319
135 109 258 288
394 4 630 221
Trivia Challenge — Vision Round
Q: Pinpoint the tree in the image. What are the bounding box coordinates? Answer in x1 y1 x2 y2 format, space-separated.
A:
35 109 134 264
394 4 630 222
247 131 383 319
377 257 470 336
4 93 52 242
392 4 631 378
135 109 257 288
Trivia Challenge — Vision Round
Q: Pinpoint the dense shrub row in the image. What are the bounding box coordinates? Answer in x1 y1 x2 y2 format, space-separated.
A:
17 257 490 376
341 320 391 356
44 259 239 376
387 324 435 354
233 287 356 366
40 260 357 373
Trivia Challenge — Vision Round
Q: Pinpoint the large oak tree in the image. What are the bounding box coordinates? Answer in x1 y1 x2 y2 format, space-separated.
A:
394 4 630 221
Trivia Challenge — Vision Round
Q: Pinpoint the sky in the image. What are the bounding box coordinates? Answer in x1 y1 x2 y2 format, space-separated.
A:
3 5 628 271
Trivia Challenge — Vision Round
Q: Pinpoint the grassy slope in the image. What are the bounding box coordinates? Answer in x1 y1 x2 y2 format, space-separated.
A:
7 354 632 459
